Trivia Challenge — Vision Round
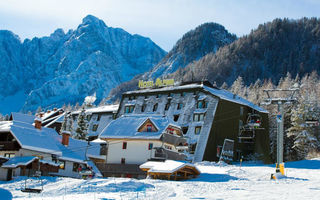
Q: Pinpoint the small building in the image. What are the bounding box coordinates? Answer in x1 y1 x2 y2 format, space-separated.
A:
98 115 187 177
117 81 271 163
0 113 105 180
140 160 200 180
71 104 119 139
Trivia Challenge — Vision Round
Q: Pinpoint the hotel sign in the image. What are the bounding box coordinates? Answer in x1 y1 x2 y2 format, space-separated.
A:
138 78 174 89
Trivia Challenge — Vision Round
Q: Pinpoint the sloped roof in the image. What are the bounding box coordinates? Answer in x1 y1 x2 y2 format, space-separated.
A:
100 115 179 139
10 121 62 156
72 104 119 115
1 113 103 163
10 112 35 124
140 160 200 174
124 83 267 113
1 156 37 168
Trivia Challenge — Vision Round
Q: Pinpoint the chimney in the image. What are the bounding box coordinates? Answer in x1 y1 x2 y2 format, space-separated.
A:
39 112 44 118
53 108 57 112
34 117 42 130
61 131 71 146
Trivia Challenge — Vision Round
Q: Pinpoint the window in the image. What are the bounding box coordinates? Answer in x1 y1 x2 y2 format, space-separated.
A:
182 127 189 135
193 113 205 121
168 93 172 97
181 92 187 97
125 106 134 113
58 160 65 170
177 103 183 110
141 104 146 112
165 99 171 111
144 95 148 99
167 128 174 134
97 114 101 121
153 103 158 112
129 96 135 100
100 143 107 155
113 113 117 119
121 158 126 164
148 143 153 150
92 124 99 131
216 145 222 158
195 126 202 135
164 144 172 150
156 94 160 98
173 115 179 122
197 100 207 109
240 106 244 116
189 143 197 154
4 153 15 158
147 125 152 132
122 142 127 149
73 163 80 172
165 103 170 111
52 155 57 163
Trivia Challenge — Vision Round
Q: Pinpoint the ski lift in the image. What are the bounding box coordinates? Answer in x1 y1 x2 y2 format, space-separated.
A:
246 113 262 128
238 127 255 143
21 171 43 193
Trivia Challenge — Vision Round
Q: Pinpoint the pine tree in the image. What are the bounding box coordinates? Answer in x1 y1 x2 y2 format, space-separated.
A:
287 102 320 160
74 107 88 140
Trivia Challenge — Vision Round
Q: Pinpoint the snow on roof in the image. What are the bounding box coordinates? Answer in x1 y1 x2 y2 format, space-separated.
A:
10 112 35 124
0 121 12 131
2 156 38 168
40 108 63 121
44 113 65 128
202 86 268 113
92 138 107 144
4 113 103 163
99 115 178 140
140 160 200 174
72 104 119 115
124 83 267 113
10 121 62 156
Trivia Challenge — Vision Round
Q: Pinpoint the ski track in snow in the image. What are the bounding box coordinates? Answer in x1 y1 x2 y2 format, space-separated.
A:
1 159 320 199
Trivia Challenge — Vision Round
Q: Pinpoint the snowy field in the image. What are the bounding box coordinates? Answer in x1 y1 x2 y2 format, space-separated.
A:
1 159 320 200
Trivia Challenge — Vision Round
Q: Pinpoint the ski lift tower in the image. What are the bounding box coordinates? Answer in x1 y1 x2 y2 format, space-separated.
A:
262 87 299 178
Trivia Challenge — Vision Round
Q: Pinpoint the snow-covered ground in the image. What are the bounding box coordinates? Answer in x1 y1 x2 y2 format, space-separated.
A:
1 159 320 200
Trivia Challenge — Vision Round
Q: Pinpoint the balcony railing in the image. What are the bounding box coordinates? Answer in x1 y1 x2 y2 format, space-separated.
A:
161 133 187 146
0 141 20 151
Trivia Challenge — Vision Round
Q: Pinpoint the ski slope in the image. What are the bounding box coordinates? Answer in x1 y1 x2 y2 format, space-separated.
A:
1 159 320 200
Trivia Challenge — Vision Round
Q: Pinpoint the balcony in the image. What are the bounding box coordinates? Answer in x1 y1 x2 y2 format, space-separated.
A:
161 132 187 146
0 141 20 151
151 147 186 161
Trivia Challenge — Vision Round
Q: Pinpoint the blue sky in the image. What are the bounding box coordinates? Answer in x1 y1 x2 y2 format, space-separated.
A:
0 0 320 51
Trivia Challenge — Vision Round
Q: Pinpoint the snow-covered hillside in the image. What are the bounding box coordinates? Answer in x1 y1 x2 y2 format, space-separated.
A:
0 15 166 114
1 159 320 199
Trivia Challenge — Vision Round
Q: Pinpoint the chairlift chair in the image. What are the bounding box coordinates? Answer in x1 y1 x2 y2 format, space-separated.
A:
246 113 262 128
21 171 43 193
238 127 255 143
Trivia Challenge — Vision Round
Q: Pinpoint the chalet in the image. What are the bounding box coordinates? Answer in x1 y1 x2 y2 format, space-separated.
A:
98 115 187 177
117 81 271 163
0 113 105 180
71 104 119 139
140 160 200 180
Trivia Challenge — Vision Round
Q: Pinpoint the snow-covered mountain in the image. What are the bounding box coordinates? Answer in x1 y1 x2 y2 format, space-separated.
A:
0 15 166 114
144 22 236 79
106 22 236 102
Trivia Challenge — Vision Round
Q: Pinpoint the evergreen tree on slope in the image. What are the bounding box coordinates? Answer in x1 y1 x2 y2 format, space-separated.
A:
74 106 88 140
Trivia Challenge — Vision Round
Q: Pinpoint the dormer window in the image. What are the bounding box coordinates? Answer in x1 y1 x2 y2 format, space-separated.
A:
147 125 152 132
197 100 207 109
141 104 146 112
125 106 134 113
153 103 158 112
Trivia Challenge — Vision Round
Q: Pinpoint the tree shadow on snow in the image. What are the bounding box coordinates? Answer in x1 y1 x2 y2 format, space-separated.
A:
284 159 320 170
190 173 245 182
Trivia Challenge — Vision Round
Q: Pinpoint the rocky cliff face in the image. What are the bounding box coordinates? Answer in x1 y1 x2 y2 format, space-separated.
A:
0 15 166 113
145 22 236 79
106 22 236 102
